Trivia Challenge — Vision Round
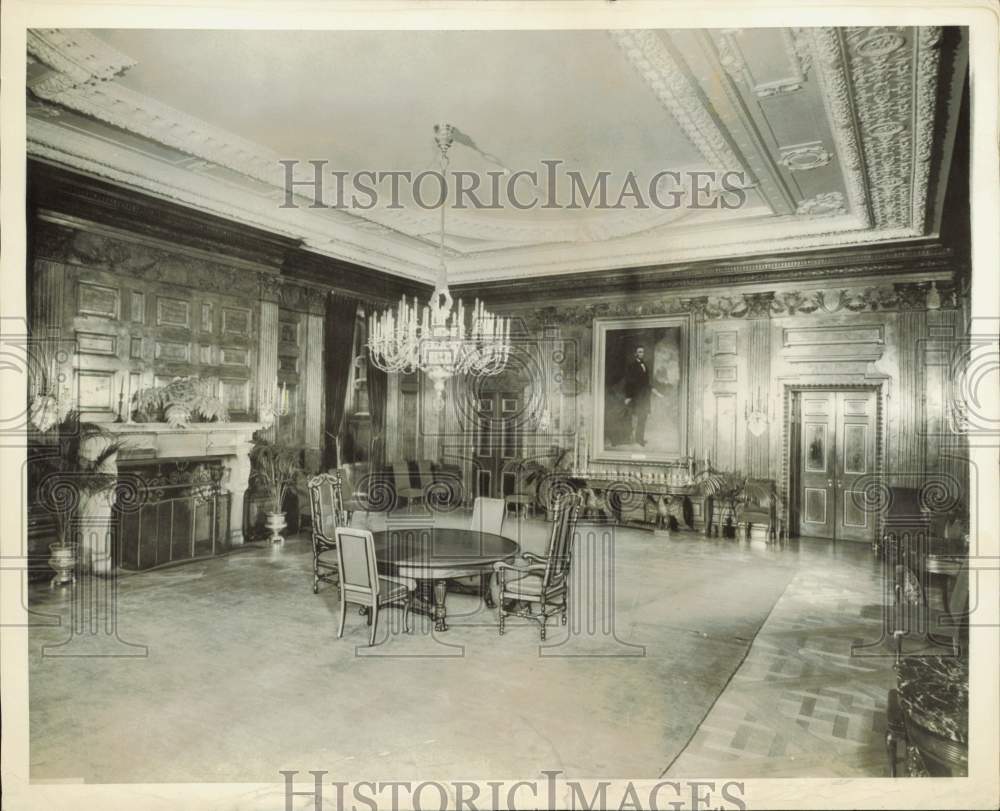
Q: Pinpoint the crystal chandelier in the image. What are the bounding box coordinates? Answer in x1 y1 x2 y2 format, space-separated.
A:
367 123 511 405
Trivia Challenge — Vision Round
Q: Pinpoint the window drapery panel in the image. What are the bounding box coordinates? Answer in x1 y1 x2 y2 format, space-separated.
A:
324 294 360 469
366 353 388 467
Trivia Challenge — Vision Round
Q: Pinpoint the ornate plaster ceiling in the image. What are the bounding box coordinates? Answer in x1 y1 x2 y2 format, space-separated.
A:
26 26 967 285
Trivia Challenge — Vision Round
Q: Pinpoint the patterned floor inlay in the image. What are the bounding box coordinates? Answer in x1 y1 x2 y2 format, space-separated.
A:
666 540 898 778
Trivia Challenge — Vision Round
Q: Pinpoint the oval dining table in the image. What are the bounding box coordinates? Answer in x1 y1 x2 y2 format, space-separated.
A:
372 528 519 631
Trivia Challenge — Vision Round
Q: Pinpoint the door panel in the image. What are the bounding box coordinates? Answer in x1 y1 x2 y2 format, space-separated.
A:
797 390 876 542
835 391 876 542
473 392 522 498
799 393 836 538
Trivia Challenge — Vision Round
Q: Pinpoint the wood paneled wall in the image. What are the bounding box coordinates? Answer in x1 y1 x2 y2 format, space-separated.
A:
489 277 969 504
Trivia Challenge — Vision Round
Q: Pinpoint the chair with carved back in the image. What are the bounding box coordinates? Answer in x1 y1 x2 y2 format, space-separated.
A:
333 526 416 647
307 473 346 594
493 492 581 640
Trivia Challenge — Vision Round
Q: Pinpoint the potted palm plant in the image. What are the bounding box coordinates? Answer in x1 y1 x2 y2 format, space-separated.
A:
31 411 124 583
249 437 304 543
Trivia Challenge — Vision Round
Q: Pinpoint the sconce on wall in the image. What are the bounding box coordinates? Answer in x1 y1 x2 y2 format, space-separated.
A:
745 387 768 437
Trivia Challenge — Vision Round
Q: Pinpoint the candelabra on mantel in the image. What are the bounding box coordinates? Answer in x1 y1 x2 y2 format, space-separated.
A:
261 381 291 430
367 123 511 408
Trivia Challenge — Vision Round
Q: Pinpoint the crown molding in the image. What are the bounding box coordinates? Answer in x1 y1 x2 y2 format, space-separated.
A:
611 30 745 174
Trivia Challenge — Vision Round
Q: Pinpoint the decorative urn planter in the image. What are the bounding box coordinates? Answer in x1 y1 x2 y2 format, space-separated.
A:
264 511 287 544
48 542 76 586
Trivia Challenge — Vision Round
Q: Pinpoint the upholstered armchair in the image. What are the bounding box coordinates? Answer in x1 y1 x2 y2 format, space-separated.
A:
493 492 581 640
307 473 346 593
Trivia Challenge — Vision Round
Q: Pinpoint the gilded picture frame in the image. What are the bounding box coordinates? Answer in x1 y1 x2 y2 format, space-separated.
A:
591 315 689 463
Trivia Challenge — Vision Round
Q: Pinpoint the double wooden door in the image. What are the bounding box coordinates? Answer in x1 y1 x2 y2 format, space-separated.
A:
473 391 523 499
797 390 877 542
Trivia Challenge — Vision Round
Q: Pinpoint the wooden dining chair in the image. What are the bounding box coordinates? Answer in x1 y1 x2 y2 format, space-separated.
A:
333 527 416 646
494 492 581 640
307 473 346 594
470 496 506 535
450 497 507 593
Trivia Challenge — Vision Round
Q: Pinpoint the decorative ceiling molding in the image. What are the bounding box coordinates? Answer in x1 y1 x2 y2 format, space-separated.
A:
806 27 874 228
842 26 943 231
712 28 812 98
27 118 439 283
610 29 746 173
26 29 136 94
23 26 965 285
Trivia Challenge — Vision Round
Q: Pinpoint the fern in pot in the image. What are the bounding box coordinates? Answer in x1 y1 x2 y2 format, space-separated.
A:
133 376 228 428
249 437 304 543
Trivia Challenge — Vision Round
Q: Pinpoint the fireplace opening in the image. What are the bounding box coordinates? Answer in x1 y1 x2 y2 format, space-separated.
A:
114 459 232 571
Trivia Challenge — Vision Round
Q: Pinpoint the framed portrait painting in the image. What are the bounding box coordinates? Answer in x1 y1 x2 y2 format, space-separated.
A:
591 316 689 462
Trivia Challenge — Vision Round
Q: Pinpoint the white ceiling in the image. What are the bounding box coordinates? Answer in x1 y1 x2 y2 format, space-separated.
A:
26 26 967 285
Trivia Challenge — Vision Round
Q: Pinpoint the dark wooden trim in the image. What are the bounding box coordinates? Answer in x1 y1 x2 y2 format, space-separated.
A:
451 241 967 306
28 160 299 271
283 249 430 303
27 159 431 303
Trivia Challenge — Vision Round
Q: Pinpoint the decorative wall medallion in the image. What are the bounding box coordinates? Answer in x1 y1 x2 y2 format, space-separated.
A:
852 29 907 59
796 192 848 216
779 142 832 172
869 120 906 140
747 411 769 437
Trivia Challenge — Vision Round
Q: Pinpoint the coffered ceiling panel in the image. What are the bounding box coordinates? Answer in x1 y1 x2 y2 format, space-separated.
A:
26 26 967 284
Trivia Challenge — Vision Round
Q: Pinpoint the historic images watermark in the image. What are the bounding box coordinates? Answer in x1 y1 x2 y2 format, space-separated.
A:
278 161 751 211
279 770 749 811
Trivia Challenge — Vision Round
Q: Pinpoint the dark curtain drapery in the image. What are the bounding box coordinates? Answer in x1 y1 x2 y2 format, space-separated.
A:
323 294 360 469
366 353 388 468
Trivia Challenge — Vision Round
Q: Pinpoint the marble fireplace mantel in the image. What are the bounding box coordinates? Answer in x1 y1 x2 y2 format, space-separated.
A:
101 421 263 557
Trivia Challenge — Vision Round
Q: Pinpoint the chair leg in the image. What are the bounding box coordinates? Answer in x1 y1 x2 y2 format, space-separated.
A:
337 597 346 639
369 603 379 647
403 594 412 634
